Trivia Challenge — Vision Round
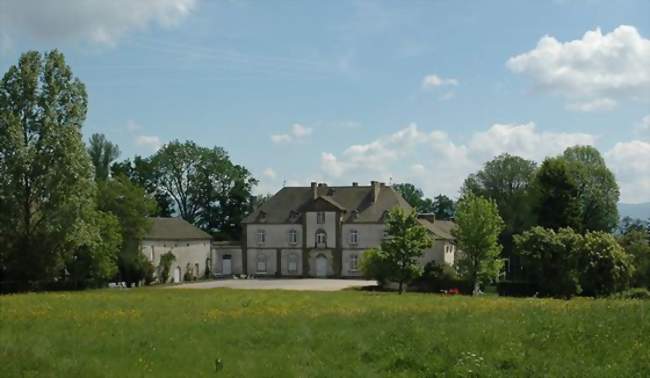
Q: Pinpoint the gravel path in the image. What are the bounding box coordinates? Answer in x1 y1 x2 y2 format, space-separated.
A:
165 278 377 291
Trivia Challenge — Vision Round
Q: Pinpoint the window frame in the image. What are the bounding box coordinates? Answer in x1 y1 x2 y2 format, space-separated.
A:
315 229 327 247
349 229 359 246
256 229 266 244
288 229 298 245
350 254 359 271
316 211 326 224
256 253 267 273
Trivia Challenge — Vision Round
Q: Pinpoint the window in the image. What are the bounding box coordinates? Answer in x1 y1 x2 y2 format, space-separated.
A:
316 211 326 224
315 229 327 247
288 229 298 245
350 255 359 271
288 253 298 273
149 246 155 262
256 229 266 244
256 254 267 273
349 229 359 245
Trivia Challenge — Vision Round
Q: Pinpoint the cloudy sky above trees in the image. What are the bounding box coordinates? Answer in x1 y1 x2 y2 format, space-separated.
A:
1 0 648 203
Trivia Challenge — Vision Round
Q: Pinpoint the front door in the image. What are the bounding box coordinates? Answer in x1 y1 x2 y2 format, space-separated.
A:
316 255 327 277
222 256 232 275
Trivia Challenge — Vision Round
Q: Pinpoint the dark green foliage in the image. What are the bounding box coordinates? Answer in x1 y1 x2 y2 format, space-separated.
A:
359 248 391 285
533 157 582 231
432 194 455 220
392 183 435 213
562 146 619 232
111 156 174 217
415 261 472 294
618 229 650 288
66 211 122 288
578 231 633 297
514 227 582 298
462 154 537 279
97 175 157 285
0 50 103 287
453 193 505 294
158 252 176 283
496 281 538 297
87 133 120 182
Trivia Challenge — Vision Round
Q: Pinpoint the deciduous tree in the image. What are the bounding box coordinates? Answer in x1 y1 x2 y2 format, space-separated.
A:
453 194 505 295
0 50 98 286
87 133 120 181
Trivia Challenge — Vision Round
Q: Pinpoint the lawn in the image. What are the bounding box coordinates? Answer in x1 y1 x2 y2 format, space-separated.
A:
1 288 648 377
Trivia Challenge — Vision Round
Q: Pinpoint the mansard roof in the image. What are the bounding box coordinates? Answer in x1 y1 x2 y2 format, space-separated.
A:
242 182 412 224
144 217 213 241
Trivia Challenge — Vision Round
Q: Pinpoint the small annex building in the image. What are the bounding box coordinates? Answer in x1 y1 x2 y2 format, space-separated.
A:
141 217 214 283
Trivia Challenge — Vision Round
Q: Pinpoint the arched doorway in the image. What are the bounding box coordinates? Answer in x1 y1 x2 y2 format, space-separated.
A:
173 266 181 283
316 255 327 277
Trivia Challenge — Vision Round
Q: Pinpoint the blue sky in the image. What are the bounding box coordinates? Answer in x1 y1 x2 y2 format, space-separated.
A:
1 0 649 202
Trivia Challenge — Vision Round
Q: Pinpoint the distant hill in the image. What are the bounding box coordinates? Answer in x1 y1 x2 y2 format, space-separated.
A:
618 202 650 220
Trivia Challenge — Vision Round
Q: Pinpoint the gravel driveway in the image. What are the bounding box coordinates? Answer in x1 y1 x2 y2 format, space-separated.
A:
166 278 377 291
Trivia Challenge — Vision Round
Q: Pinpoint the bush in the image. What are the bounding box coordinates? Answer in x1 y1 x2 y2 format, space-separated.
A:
578 232 634 297
412 261 474 294
497 281 538 297
360 248 392 285
514 227 581 298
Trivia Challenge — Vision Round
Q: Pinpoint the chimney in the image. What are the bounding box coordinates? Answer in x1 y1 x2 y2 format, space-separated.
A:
371 181 381 202
311 182 318 200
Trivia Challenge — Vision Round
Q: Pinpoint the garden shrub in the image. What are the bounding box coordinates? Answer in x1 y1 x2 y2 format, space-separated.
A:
496 281 538 297
158 252 175 283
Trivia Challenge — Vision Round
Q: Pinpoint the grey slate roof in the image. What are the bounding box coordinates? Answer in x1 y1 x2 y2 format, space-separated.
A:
144 217 213 240
418 218 456 240
242 184 413 224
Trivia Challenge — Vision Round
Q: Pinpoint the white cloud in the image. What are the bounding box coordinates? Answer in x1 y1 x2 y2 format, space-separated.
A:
0 0 197 48
507 25 650 111
468 122 596 161
319 122 606 200
135 135 161 151
605 140 650 203
422 74 459 89
566 98 617 112
263 168 277 179
271 123 313 144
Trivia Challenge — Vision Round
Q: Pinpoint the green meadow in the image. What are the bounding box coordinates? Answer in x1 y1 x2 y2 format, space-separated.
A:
1 288 648 377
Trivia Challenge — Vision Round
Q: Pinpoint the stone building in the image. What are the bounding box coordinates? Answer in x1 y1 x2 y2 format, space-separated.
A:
239 181 457 278
141 217 213 283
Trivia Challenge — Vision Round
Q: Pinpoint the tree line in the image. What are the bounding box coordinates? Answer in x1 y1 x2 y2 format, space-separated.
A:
0 51 259 291
365 149 649 298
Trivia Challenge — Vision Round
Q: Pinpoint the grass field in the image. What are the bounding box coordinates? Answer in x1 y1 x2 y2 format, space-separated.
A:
1 288 649 377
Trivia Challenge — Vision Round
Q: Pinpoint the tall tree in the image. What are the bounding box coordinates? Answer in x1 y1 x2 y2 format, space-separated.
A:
393 183 434 213
112 155 174 217
432 194 455 220
377 208 433 294
151 140 257 240
87 133 120 181
0 50 98 285
462 154 537 279
97 175 157 285
453 193 505 295
562 146 620 232
533 157 582 232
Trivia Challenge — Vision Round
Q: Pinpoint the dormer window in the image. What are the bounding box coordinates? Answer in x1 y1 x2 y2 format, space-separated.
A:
349 229 359 245
351 209 359 221
289 210 299 222
258 211 267 222
256 229 266 244
288 229 298 245
316 211 326 224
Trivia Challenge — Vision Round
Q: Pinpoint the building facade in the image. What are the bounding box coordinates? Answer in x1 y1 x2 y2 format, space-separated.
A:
240 181 457 278
141 217 213 283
